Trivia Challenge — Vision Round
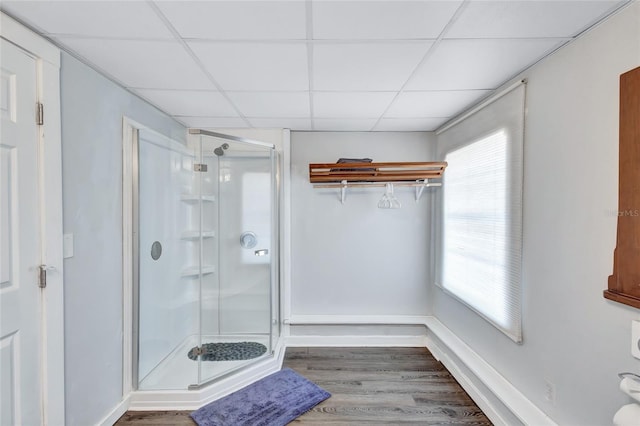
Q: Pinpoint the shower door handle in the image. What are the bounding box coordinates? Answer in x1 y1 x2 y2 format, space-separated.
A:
254 249 268 256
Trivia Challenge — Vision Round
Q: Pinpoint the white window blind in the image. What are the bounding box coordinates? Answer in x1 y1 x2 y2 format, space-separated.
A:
435 83 525 343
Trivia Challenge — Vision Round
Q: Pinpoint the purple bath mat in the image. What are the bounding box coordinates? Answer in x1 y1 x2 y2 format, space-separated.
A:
190 368 331 426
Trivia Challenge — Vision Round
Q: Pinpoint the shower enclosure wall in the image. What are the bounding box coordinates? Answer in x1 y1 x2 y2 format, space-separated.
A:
134 129 279 391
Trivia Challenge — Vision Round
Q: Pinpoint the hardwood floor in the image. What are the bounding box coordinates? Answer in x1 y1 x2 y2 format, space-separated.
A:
285 347 491 425
115 347 492 425
115 411 195 425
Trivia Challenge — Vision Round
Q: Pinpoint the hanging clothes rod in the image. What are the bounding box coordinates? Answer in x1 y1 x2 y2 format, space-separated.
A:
313 179 441 204
312 181 442 189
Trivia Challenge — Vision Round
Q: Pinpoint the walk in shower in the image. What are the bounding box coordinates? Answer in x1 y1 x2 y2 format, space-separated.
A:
133 129 279 391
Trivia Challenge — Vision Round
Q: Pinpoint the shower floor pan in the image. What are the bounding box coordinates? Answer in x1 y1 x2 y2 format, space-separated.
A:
138 334 271 391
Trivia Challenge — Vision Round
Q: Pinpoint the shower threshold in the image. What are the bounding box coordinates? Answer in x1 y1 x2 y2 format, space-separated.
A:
138 334 270 391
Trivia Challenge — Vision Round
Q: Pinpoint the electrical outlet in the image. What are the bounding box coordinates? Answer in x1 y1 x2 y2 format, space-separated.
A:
544 380 556 405
632 320 640 359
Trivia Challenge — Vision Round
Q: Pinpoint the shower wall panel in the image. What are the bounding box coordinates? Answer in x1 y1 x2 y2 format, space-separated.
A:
216 156 272 336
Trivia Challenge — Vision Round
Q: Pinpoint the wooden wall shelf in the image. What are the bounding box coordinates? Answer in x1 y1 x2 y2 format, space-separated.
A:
309 161 447 183
605 66 640 310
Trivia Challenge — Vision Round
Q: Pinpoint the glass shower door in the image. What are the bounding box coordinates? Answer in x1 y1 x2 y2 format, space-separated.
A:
136 128 201 390
194 131 276 387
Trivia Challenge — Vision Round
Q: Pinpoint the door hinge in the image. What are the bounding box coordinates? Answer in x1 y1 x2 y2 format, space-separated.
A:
193 163 208 172
36 102 44 125
38 264 47 288
37 265 55 288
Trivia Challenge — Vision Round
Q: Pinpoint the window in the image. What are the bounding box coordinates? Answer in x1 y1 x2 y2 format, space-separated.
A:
436 84 525 343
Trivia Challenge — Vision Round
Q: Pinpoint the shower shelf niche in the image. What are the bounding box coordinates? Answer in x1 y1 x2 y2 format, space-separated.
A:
181 230 215 240
181 265 216 278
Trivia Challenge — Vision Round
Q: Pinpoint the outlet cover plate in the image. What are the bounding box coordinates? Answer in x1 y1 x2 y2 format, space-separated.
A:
632 320 640 359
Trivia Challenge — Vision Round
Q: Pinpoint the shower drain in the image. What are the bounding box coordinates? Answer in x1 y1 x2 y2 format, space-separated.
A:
187 341 267 361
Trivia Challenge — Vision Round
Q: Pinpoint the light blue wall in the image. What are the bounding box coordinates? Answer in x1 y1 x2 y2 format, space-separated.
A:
60 52 185 425
290 131 436 317
431 4 640 425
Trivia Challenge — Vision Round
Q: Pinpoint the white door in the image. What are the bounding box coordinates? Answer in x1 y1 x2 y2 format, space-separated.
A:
0 39 43 426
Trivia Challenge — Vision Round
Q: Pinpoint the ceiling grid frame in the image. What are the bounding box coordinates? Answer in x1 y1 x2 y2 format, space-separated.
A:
371 0 471 131
0 0 631 131
147 0 252 128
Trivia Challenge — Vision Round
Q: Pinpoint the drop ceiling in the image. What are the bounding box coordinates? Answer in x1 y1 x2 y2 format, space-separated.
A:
1 1 629 131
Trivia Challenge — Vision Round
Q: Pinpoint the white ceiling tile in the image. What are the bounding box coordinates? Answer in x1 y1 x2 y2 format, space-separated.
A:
189 42 309 91
176 117 249 129
156 1 306 40
2 1 173 39
375 117 448 132
447 1 624 39
227 92 310 118
135 89 238 117
247 118 313 130
386 90 490 118
406 39 564 90
314 118 379 131
59 38 214 90
3 0 627 134
313 1 462 40
314 43 432 91
313 92 396 118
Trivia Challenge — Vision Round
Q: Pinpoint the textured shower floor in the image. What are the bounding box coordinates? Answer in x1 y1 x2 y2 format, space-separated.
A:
138 334 271 390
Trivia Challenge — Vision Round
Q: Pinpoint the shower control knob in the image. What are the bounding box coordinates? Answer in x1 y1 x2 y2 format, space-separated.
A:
240 231 257 249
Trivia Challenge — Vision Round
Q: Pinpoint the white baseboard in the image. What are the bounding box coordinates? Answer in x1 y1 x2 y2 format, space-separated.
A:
285 314 431 325
285 335 428 347
98 395 130 426
424 317 556 426
425 334 511 426
285 314 429 347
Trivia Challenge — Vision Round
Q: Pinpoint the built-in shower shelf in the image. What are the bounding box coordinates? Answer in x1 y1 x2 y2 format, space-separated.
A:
181 194 216 203
181 265 216 278
181 230 216 240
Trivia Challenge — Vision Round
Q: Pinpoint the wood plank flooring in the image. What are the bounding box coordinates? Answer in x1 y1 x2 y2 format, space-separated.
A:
285 347 491 425
114 347 492 425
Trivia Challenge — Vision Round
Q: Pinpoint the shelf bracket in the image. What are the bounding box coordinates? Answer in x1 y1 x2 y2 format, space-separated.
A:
415 179 427 202
340 180 347 204
415 179 443 202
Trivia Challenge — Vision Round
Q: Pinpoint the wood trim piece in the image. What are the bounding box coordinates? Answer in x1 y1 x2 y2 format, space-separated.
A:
606 66 640 309
603 290 640 309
